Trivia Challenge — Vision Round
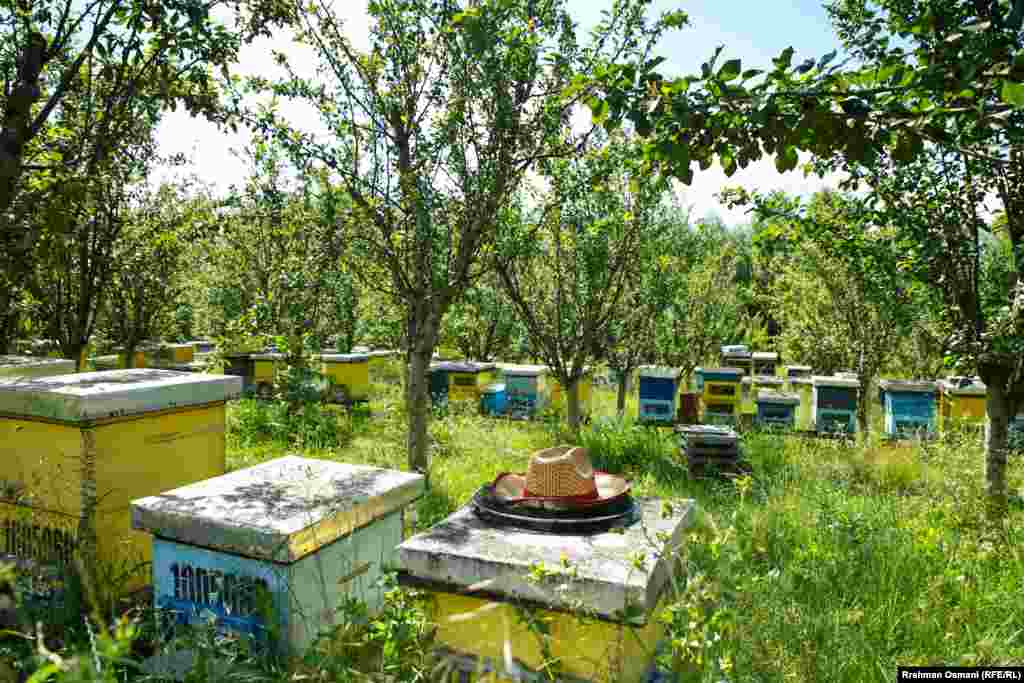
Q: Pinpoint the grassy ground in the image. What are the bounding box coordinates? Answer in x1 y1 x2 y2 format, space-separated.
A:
220 375 1024 682
4 370 1023 682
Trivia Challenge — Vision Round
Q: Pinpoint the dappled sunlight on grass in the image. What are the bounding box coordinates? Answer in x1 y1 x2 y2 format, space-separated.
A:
220 381 1024 682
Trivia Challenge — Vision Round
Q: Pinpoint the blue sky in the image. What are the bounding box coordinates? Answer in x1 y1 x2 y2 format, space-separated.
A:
156 0 846 225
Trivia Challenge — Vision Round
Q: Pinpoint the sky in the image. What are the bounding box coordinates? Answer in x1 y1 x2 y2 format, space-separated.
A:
156 0 848 226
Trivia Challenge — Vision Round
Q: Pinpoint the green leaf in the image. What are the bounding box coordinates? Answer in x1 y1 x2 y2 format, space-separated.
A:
718 59 741 82
773 47 795 71
1001 80 1024 108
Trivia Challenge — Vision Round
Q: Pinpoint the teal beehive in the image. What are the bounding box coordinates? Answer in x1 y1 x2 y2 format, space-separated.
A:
131 456 425 655
878 380 938 439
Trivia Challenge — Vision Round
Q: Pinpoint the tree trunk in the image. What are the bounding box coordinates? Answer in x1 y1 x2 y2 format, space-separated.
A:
984 382 1011 511
407 345 433 473
566 376 582 435
616 369 630 417
857 375 871 437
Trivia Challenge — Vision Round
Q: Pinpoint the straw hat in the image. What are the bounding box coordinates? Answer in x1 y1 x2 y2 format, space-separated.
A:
490 445 630 507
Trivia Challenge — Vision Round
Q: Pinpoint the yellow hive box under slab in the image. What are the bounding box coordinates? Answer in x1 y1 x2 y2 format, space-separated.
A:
250 353 285 398
427 592 663 683
0 370 242 588
319 353 371 403
433 362 497 403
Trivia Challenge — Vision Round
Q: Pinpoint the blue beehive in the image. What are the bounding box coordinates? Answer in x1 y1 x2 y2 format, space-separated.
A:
480 383 507 416
131 456 425 655
755 390 800 429
497 364 549 417
879 380 938 439
812 376 860 434
638 366 681 423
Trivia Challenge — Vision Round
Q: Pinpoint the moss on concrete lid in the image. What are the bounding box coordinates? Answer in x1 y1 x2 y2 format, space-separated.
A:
0 369 242 422
132 455 425 564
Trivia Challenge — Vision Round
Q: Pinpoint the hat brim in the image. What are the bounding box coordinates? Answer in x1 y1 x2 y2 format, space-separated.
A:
490 472 631 510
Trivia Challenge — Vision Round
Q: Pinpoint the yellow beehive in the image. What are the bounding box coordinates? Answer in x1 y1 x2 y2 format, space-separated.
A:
319 353 371 404
440 362 497 403
148 344 195 366
249 352 285 398
937 377 987 432
549 366 594 418
0 370 241 587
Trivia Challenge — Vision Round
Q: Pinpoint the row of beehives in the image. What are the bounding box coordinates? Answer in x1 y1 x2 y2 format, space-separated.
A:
0 366 692 681
430 361 596 418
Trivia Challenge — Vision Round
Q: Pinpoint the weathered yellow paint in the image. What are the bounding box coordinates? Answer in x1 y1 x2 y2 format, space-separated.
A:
428 592 662 683
321 359 371 401
938 392 987 431
0 404 226 588
448 371 495 402
252 358 278 394
118 351 148 369
702 381 741 405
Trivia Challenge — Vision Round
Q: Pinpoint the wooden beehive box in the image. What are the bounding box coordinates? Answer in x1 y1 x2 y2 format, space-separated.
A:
812 375 860 434
496 363 549 416
937 377 987 432
788 377 815 431
438 362 497 403
397 498 695 682
637 366 681 424
131 456 425 656
0 370 241 585
755 390 800 429
879 380 938 439
318 353 370 404
751 351 779 377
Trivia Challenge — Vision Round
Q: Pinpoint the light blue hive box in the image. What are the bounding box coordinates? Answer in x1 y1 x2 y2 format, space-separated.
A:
878 379 938 439
131 455 425 655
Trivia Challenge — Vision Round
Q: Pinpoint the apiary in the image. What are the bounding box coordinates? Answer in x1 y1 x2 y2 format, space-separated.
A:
752 351 779 376
785 365 812 380
701 368 744 426
755 390 800 429
637 366 681 424
496 364 549 417
479 383 507 416
677 425 743 475
549 366 594 420
318 353 370 405
0 356 75 380
812 375 860 434
0 370 241 585
937 377 987 432
878 380 938 439
396 497 695 682
131 456 425 655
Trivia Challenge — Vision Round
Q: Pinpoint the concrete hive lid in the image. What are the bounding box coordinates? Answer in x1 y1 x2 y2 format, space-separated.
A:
939 377 987 395
433 361 496 373
638 365 680 379
788 377 814 385
0 369 243 423
721 345 748 354
320 352 370 363
878 379 938 393
756 390 800 405
0 355 75 378
787 364 812 372
131 455 426 564
498 363 547 377
397 497 695 622
676 424 739 445
249 352 286 361
813 375 860 388
752 352 779 361
753 375 784 385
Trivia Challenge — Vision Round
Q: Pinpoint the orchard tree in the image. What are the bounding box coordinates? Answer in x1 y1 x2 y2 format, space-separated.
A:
656 222 743 386
102 181 213 367
0 0 293 353
497 134 670 432
252 0 681 470
440 273 524 362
